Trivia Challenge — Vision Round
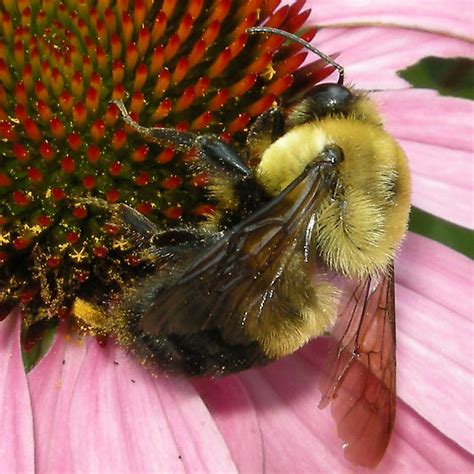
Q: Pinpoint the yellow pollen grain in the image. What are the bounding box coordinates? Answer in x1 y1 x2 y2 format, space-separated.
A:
70 248 88 263
0 232 11 244
262 62 276 81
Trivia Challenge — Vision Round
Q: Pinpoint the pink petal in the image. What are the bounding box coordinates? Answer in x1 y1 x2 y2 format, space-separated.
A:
233 353 353 472
377 89 474 228
392 400 473 473
397 233 472 319
0 310 35 473
67 341 236 473
407 170 473 229
192 377 264 472
28 326 89 473
312 26 473 90
309 0 473 40
396 233 474 452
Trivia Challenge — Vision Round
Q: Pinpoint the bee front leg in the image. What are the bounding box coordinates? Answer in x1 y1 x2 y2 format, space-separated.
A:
114 99 274 225
113 99 251 182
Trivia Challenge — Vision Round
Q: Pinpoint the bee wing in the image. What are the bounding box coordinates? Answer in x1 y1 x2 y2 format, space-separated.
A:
134 161 337 344
319 270 396 467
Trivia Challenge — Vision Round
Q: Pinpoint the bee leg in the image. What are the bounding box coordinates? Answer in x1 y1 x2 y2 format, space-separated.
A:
151 227 217 248
113 99 251 181
143 227 220 268
114 100 274 223
204 107 287 224
194 135 252 179
117 203 217 256
246 107 285 169
116 203 159 241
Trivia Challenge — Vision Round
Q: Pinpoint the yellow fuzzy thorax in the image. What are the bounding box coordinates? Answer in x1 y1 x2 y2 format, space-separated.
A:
256 115 411 278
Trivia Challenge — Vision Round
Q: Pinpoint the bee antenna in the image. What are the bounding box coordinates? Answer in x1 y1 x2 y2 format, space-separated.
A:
247 26 344 85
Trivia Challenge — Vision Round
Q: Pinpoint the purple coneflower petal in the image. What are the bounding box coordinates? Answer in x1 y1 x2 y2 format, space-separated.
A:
390 400 473 473
192 377 264 472
238 362 349 472
396 233 474 453
378 89 474 228
66 341 236 473
313 26 473 90
28 327 88 473
310 0 473 39
0 311 34 473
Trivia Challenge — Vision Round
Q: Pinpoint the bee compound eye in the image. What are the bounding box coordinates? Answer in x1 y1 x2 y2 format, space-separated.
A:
307 83 354 114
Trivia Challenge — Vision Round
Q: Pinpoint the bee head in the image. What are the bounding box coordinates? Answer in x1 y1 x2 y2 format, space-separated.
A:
256 103 411 278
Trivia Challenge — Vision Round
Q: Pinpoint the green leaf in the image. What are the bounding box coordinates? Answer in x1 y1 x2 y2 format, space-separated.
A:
398 56 474 100
22 320 58 372
409 207 474 259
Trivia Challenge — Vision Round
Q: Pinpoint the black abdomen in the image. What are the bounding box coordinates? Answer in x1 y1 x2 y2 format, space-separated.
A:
128 321 270 376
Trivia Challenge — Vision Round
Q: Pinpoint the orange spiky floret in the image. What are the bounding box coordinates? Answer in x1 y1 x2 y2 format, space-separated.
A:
0 0 334 346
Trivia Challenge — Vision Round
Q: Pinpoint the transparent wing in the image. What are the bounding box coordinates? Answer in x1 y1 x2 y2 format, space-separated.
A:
319 270 396 467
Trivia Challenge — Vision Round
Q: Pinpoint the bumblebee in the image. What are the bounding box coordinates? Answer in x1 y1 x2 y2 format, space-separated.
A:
83 28 410 467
